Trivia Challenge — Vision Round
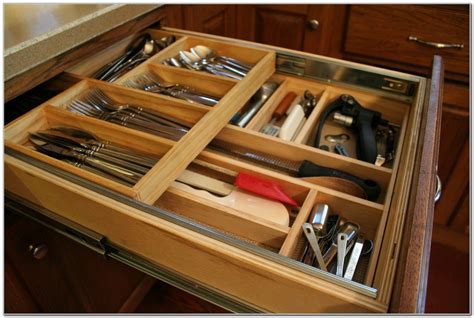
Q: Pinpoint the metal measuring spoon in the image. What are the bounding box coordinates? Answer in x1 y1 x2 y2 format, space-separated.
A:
343 238 374 280
322 222 359 266
325 133 350 143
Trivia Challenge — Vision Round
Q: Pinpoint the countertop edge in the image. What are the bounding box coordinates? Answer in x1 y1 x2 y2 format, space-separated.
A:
4 4 164 81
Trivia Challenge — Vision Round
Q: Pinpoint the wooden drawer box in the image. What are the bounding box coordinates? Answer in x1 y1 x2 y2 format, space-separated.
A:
4 26 443 313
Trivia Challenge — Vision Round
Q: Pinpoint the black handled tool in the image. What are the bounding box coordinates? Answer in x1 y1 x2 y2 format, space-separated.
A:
208 142 381 201
312 94 390 164
297 160 380 200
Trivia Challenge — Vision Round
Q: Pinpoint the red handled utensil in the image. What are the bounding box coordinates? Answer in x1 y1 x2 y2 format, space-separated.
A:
235 172 298 206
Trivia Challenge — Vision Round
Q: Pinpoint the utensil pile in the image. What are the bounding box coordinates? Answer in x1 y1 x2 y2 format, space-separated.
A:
66 88 190 141
300 203 373 281
93 34 176 82
122 71 220 106
163 44 253 80
28 126 160 186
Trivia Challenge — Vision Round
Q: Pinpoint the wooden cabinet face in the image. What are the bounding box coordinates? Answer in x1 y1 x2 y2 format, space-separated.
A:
236 5 310 50
5 213 147 313
182 5 236 37
432 83 469 252
343 5 469 82
5 216 86 312
234 5 345 57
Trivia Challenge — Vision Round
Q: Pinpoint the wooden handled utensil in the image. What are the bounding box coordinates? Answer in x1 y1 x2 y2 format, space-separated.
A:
174 170 290 226
261 91 297 136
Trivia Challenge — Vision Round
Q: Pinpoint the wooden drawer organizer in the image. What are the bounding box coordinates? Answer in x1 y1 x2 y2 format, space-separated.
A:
5 27 440 313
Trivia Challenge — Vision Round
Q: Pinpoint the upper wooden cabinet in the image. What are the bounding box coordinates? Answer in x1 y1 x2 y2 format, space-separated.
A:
182 5 237 38
177 4 469 83
233 5 345 57
343 5 469 83
177 5 346 57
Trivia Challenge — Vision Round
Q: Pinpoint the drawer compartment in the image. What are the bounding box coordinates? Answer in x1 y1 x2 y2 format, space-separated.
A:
4 104 175 199
5 27 443 313
241 73 409 170
66 29 184 81
148 34 268 74
118 64 236 106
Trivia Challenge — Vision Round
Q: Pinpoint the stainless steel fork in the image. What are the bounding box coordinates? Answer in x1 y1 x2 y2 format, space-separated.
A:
66 88 189 140
122 72 220 106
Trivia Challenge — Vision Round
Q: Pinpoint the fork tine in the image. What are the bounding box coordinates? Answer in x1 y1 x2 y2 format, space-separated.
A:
97 89 115 105
74 97 101 112
68 103 98 117
122 78 136 88
86 88 111 107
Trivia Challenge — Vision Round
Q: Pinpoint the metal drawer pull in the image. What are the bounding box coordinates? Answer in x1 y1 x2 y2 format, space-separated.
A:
29 244 48 260
408 36 464 49
434 174 442 203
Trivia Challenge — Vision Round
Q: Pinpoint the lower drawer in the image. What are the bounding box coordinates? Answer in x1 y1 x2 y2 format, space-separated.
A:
4 28 443 312
5 156 384 312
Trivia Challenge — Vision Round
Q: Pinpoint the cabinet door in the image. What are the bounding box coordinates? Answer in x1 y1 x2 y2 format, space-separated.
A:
5 212 149 313
235 5 346 57
182 5 236 37
343 5 469 83
5 215 86 312
432 82 469 252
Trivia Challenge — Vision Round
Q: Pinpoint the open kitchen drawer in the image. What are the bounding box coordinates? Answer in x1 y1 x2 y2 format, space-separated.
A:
4 26 443 313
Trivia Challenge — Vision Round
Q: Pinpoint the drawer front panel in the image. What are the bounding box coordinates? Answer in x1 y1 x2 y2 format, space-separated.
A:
5 155 383 313
344 5 468 79
389 56 444 313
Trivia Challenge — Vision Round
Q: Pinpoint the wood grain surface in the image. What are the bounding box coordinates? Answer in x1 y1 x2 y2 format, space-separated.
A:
390 56 444 313
344 5 468 83
4 210 152 313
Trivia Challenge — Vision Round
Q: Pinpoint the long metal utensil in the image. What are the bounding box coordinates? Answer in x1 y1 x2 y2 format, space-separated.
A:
207 141 380 201
336 233 348 277
302 223 328 271
343 238 364 280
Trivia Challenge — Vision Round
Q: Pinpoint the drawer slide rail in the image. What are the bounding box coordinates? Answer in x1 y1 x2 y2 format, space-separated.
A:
276 53 418 99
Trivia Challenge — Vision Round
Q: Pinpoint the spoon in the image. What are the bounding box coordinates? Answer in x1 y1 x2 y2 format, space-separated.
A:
97 34 153 81
155 35 176 50
235 81 279 128
190 45 252 71
191 45 212 59
106 38 157 82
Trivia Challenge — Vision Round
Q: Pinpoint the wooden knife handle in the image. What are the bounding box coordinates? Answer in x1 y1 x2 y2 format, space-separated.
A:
273 91 297 119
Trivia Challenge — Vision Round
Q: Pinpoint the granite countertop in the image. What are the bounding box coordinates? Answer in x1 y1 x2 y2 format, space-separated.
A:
4 4 162 82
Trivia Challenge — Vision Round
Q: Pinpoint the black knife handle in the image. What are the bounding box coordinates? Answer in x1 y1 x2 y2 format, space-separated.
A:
297 160 380 201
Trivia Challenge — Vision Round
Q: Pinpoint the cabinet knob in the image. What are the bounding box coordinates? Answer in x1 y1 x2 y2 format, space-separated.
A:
29 244 48 260
434 174 442 204
307 19 320 30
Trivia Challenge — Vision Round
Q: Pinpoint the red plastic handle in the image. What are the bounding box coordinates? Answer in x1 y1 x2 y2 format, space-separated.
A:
235 172 297 206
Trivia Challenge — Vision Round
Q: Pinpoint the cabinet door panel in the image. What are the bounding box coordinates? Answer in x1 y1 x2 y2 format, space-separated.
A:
183 5 236 37
235 5 346 57
344 5 469 82
5 218 85 312
434 83 469 229
255 9 307 49
431 82 469 253
5 259 40 313
5 212 150 313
